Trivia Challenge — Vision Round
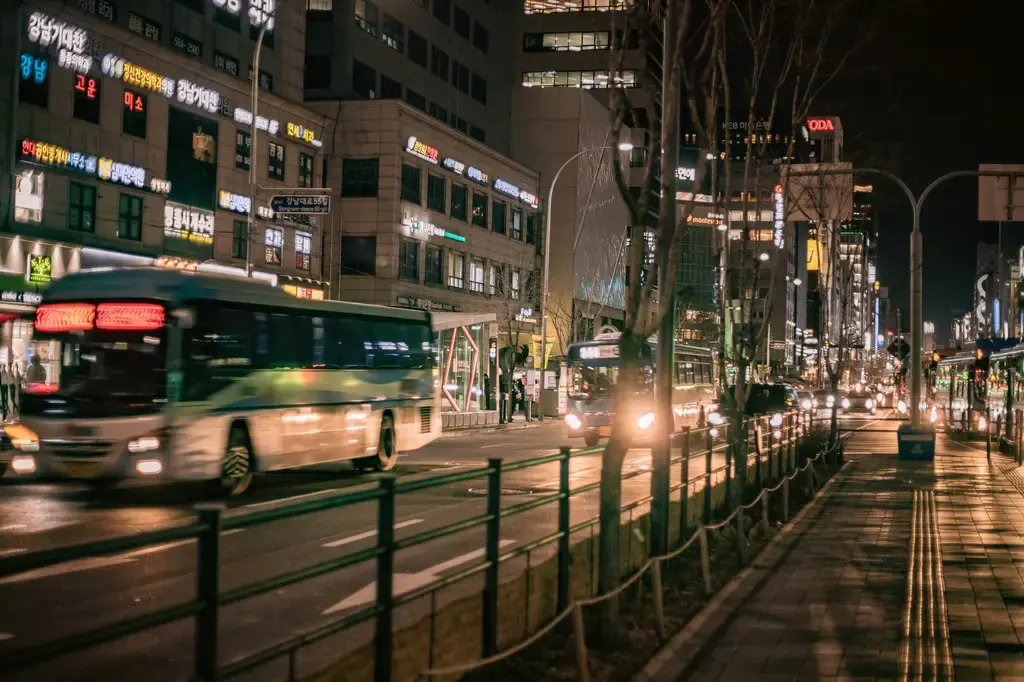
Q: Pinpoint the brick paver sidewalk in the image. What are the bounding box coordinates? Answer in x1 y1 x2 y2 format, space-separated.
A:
646 428 1024 681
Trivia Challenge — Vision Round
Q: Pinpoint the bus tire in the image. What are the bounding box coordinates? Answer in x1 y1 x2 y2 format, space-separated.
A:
584 434 600 447
220 426 254 496
356 413 398 471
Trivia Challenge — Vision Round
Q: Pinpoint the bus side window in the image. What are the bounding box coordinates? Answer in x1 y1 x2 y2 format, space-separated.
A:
312 317 325 367
326 315 370 368
293 316 315 368
268 314 296 368
254 312 269 365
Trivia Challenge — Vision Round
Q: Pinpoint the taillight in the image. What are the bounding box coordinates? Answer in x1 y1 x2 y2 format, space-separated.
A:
24 382 59 395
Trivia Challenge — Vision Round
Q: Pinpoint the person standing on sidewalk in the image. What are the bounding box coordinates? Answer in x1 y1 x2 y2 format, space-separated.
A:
8 361 21 417
0 361 9 421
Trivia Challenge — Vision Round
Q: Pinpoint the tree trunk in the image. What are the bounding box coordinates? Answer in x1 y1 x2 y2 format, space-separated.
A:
729 416 747 509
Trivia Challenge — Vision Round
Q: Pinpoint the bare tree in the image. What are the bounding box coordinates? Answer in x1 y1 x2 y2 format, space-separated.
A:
483 256 541 416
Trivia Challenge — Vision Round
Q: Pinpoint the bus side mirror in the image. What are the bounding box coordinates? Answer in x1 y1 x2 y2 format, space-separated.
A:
171 307 195 329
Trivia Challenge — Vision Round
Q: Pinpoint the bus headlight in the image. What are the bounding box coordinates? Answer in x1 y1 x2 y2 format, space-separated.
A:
565 413 583 430
865 399 873 410
135 459 163 475
11 455 36 474
636 412 656 430
842 398 851 409
128 436 161 453
708 411 725 426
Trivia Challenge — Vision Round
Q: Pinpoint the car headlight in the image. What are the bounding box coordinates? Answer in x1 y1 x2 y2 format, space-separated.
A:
708 411 725 426
842 398 851 409
897 400 907 414
769 413 783 427
865 399 873 410
565 413 582 430
877 393 884 405
636 412 656 430
801 399 812 410
825 395 834 407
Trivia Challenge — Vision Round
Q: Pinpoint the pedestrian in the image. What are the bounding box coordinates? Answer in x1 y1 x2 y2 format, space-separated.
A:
26 354 45 384
0 361 7 421
516 377 526 415
8 361 20 416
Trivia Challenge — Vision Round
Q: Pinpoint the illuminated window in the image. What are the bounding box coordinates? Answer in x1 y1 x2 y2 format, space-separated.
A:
73 74 101 124
122 90 147 139
491 199 506 235
510 208 523 241
18 54 49 109
447 252 464 288
382 13 404 52
523 0 626 13
399 241 419 280
354 0 378 36
232 220 247 259
451 184 468 221
510 268 521 300
490 264 505 296
14 170 44 224
268 142 285 181
235 130 251 171
469 258 484 293
523 31 610 51
68 182 96 232
521 69 637 89
118 194 143 240
265 227 283 265
298 152 314 188
295 231 312 271
471 192 488 228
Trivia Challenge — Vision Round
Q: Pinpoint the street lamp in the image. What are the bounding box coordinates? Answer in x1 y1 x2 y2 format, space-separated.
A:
538 141 634 419
245 15 272 277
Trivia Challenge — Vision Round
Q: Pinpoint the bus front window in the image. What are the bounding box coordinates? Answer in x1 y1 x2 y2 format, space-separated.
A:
569 364 653 399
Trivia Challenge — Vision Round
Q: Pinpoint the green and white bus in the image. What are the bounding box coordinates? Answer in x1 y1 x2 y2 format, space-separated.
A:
7 268 440 493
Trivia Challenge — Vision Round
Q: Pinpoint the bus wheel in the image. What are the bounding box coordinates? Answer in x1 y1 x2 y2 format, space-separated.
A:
356 414 398 471
584 434 600 447
220 427 254 496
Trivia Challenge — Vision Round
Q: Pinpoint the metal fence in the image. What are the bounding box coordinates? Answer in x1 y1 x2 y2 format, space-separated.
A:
0 409 821 682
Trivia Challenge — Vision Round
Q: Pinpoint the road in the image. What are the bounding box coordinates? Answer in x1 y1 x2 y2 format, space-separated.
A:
0 417 867 681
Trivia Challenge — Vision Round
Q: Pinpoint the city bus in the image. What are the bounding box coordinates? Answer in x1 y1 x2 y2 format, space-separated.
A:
5 268 440 494
935 339 1017 434
563 331 716 446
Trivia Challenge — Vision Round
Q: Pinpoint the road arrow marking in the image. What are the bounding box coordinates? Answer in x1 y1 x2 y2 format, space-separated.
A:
322 519 424 548
322 539 515 615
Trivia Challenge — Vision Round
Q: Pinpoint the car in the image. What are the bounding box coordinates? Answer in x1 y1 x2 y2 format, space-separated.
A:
797 390 815 412
740 383 799 416
844 392 877 415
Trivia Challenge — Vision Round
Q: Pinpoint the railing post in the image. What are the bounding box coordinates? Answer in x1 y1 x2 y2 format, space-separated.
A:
987 407 992 461
483 458 503 656
703 427 713 523
723 421 731 510
734 506 745 566
557 446 571 612
753 419 764 490
572 604 590 682
651 558 665 637
761 491 769 531
783 476 790 522
374 477 396 682
699 526 712 595
679 429 690 543
766 422 774 482
194 502 224 682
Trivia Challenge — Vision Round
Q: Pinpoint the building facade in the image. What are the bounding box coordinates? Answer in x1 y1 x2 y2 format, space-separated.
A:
1 0 330 368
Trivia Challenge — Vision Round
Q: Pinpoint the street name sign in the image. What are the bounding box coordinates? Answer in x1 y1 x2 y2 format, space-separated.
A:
270 194 330 214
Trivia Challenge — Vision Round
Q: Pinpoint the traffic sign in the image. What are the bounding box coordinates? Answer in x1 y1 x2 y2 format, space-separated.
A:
270 194 330 214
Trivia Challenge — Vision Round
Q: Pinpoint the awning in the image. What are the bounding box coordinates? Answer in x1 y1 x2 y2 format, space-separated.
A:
431 312 496 332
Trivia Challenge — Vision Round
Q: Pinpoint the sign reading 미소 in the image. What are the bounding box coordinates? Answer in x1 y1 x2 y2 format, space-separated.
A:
270 194 330 215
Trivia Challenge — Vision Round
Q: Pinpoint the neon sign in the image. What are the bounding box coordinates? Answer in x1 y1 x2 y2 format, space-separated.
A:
164 202 214 246
493 179 520 200
406 136 439 164
124 90 144 113
518 189 539 209
98 158 146 188
20 54 48 85
27 255 52 285
234 107 280 135
807 118 834 132
101 55 219 113
218 190 251 214
27 12 92 75
75 74 99 100
402 217 466 243
675 167 696 182
150 178 171 194
286 121 318 145
773 184 784 248
467 167 489 185
443 157 465 174
176 79 220 114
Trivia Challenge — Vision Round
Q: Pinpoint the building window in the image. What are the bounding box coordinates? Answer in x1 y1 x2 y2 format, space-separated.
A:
430 46 449 81
521 70 638 89
453 116 469 134
470 74 487 105
381 74 402 99
354 0 377 35
304 54 331 89
425 246 443 284
469 125 486 143
524 0 627 12
298 153 315 188
510 208 523 241
510 268 521 300
296 231 312 270
526 214 537 244
428 102 448 125
68 182 96 232
382 14 404 52
451 184 468 221
214 5 242 31
452 61 470 93
408 31 428 68
342 158 380 197
433 0 450 25
454 6 471 39
473 22 489 54
232 220 247 259
234 130 251 172
268 142 285 181
401 164 421 204
469 258 484 293
405 88 426 111
471 192 488 228
490 264 504 296
353 59 376 98
73 74 101 124
117 194 142 240
341 235 377 275
122 90 147 138
523 31 611 52
447 252 464 288
265 227 283 265
492 199 507 235
399 241 419 280
18 54 49 109
427 174 446 213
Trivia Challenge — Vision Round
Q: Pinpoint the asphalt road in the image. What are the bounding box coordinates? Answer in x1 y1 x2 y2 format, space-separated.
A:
0 416 873 681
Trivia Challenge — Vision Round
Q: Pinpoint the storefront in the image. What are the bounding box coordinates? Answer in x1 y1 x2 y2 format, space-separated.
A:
430 312 494 413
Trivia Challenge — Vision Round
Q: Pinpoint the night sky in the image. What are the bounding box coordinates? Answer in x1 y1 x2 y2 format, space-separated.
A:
819 0 1024 345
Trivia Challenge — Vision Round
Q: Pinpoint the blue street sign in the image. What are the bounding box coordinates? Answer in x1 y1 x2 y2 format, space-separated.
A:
270 194 330 214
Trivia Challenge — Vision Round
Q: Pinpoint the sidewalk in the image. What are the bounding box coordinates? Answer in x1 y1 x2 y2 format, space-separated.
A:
439 413 560 439
639 428 1024 681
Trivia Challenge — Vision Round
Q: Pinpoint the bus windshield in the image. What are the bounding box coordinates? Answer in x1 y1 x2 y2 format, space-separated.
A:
23 330 167 417
568 362 652 399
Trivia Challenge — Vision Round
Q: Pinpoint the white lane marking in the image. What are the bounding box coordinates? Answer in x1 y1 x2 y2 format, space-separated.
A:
0 633 13 641
239 489 341 511
0 524 27 532
0 549 27 557
323 539 516 614
0 529 245 585
480 443 507 449
322 519 424 548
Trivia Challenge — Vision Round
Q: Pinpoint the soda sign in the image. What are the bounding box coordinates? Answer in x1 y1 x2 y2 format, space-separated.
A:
807 118 834 132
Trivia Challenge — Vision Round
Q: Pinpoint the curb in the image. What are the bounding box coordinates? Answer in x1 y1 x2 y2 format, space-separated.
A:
632 458 855 682
439 419 560 439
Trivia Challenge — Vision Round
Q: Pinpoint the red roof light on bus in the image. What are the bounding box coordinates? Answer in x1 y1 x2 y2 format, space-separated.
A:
96 303 165 331
35 303 96 332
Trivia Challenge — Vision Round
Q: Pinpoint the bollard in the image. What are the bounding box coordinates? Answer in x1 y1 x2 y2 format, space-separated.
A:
699 526 713 596
766 424 774 482
651 558 666 638
783 476 790 522
761 491 769 532
373 479 397 682
194 503 224 682
557 447 571 612
482 458 503 657
734 507 745 566
987 407 992 461
723 422 732 510
572 604 590 682
704 428 713 524
679 429 690 543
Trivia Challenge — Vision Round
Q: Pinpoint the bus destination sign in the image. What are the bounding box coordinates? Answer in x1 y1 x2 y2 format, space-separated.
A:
270 194 330 215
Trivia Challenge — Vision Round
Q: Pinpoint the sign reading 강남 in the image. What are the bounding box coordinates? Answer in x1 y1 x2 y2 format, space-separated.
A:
270 194 330 214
